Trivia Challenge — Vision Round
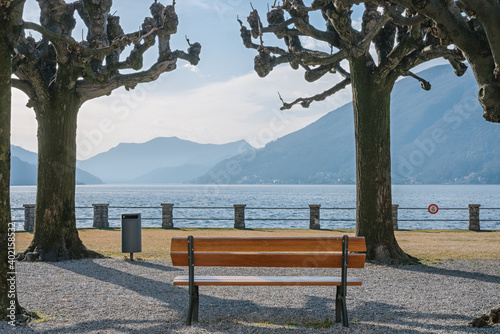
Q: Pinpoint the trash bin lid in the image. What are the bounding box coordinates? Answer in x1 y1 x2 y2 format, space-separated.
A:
121 213 140 219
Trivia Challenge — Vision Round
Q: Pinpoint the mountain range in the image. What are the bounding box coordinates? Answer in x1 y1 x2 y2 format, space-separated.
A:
11 146 103 185
11 65 500 185
11 137 253 185
76 137 253 184
193 65 500 184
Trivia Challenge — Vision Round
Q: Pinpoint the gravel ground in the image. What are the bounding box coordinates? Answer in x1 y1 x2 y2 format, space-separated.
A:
1 259 499 333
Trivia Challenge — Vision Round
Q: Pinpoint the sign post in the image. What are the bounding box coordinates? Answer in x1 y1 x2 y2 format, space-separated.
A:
428 204 439 214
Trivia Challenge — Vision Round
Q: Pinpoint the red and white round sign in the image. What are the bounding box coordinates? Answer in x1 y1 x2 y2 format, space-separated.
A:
428 204 439 214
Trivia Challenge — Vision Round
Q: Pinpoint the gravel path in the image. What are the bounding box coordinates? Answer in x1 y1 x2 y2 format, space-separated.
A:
1 259 499 333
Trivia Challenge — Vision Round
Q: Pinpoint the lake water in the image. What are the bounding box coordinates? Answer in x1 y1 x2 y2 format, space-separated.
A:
10 184 500 230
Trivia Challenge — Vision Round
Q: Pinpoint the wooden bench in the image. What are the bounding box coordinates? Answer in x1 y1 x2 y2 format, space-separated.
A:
171 235 366 327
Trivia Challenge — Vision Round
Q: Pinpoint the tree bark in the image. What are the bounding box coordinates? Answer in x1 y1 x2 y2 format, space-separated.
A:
0 20 15 321
14 1 199 262
23 92 101 262
0 0 31 322
350 55 416 264
389 0 500 122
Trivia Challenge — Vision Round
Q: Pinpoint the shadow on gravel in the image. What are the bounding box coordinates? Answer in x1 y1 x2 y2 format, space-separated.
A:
44 261 350 332
391 263 500 284
37 260 490 333
17 320 184 334
126 260 182 272
355 301 478 333
47 259 191 313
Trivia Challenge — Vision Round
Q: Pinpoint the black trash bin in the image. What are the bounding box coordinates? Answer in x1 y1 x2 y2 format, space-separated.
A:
121 213 141 260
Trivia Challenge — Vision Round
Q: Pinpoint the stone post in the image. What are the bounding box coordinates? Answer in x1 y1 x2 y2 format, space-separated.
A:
309 204 321 229
23 204 35 232
392 204 399 231
234 204 246 229
93 203 109 229
468 204 480 231
162 203 174 229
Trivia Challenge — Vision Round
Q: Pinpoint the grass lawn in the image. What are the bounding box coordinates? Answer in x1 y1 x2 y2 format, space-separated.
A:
15 228 500 262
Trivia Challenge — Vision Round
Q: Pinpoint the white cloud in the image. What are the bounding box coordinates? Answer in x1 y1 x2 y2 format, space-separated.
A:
12 1 355 158
11 90 37 152
72 66 353 159
183 63 201 74
301 36 332 53
12 65 353 158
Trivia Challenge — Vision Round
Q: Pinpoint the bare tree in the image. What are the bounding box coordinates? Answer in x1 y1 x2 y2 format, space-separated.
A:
239 1 466 262
380 0 500 123
0 0 33 323
12 0 200 262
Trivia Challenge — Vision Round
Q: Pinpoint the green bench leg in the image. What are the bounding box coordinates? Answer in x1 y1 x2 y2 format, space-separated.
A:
186 235 198 325
335 235 349 327
335 286 349 327
335 286 342 323
187 285 199 325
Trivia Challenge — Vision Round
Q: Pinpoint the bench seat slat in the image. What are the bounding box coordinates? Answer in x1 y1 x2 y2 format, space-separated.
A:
173 275 362 286
171 252 366 268
170 237 367 253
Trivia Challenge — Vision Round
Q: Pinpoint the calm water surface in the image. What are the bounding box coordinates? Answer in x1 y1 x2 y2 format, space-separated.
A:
10 184 500 230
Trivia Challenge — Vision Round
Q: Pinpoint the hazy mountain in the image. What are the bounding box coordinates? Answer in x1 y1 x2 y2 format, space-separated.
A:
11 156 37 185
11 145 38 165
75 169 104 185
133 164 210 184
77 137 254 183
11 146 103 185
194 65 500 185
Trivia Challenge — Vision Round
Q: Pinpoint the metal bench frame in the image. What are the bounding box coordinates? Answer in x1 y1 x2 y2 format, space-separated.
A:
172 235 363 327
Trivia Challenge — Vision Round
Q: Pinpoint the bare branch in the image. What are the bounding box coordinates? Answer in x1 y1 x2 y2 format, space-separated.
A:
396 45 466 78
335 65 351 79
279 78 351 110
385 4 426 26
78 58 177 103
11 78 35 99
262 17 300 34
22 21 75 60
279 0 316 12
239 19 289 56
298 49 348 66
376 29 421 81
326 3 359 47
404 71 431 90
390 0 481 53
324 0 364 5
13 37 51 103
303 64 335 82
7 0 26 9
23 21 134 60
354 12 391 57
447 55 468 77
22 21 65 44
173 47 201 66
459 0 500 78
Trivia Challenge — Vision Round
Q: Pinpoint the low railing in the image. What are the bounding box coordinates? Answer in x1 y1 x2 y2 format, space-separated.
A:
11 203 500 232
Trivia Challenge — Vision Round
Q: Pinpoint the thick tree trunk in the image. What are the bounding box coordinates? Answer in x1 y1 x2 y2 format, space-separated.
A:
23 94 101 262
350 57 417 264
0 1 30 322
0 26 16 322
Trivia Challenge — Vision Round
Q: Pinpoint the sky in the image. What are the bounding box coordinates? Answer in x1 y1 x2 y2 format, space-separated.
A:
12 1 444 160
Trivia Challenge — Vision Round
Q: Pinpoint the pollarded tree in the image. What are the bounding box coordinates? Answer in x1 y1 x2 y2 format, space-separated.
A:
0 0 32 322
13 0 200 262
385 0 500 123
239 1 466 263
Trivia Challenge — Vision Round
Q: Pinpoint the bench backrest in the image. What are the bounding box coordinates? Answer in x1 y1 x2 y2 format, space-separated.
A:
170 236 366 268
